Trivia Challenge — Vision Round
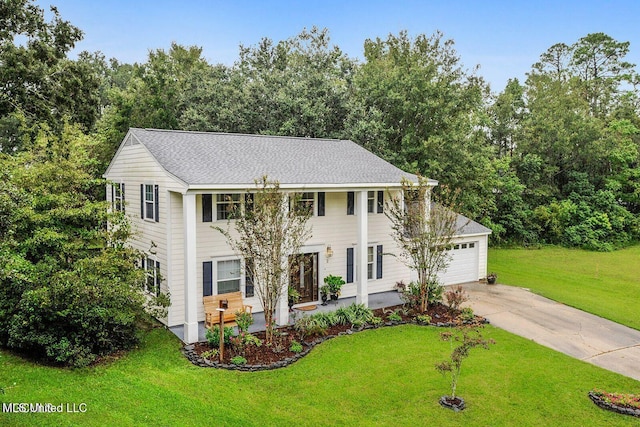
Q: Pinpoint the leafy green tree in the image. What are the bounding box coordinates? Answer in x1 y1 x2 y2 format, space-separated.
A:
348 31 494 217
570 33 635 117
229 27 354 138
0 124 168 367
0 0 99 152
489 78 525 158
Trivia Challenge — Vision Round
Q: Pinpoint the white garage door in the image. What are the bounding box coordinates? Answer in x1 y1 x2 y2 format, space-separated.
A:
439 241 479 285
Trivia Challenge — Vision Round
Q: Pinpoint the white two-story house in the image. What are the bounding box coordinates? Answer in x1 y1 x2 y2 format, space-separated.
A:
104 128 490 343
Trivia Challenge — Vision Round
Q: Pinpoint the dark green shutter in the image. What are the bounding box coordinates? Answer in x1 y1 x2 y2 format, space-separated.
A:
347 192 354 215
318 192 325 216
140 184 144 218
155 260 161 295
202 194 212 222
154 185 159 222
346 248 354 283
377 191 384 214
203 261 213 296
376 245 383 279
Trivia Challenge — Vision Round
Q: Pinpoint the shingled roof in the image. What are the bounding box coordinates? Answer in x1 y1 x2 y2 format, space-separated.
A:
126 128 428 187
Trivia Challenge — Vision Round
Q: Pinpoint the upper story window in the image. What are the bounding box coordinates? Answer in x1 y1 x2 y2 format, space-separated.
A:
294 192 315 215
217 194 241 220
141 184 159 222
204 191 324 222
348 191 384 215
112 182 125 212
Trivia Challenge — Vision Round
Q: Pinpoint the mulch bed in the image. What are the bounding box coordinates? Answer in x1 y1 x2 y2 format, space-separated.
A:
183 303 486 371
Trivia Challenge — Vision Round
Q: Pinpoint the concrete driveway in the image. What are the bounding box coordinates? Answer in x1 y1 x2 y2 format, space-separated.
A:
459 282 640 382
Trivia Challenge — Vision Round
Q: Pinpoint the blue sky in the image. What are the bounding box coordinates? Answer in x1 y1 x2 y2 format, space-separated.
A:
37 0 640 92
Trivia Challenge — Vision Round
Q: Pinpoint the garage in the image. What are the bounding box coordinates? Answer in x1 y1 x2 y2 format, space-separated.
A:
439 241 480 285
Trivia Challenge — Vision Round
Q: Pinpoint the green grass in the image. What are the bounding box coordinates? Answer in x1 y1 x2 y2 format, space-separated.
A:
1 325 639 426
488 245 640 330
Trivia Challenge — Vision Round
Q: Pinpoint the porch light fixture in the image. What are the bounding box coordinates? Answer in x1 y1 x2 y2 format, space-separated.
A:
326 245 333 258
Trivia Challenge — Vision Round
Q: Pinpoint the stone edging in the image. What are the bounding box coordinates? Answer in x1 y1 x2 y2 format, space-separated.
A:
588 391 640 418
183 317 489 371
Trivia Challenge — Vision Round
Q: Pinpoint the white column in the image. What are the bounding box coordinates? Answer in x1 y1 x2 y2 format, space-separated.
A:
356 190 368 306
276 194 290 326
183 192 199 344
276 277 290 326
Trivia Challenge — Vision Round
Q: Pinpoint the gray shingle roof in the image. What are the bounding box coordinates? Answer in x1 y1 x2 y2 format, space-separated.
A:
456 213 492 236
129 128 426 187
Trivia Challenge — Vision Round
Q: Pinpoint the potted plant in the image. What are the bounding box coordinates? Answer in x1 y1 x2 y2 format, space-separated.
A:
486 273 497 285
320 284 330 306
288 286 301 310
323 275 345 301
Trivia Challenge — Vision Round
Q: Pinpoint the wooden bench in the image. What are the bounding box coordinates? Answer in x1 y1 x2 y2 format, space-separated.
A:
203 292 253 329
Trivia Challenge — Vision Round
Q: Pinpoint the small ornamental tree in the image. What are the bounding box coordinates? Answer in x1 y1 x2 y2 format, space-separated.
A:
215 177 312 345
386 177 465 313
436 324 495 403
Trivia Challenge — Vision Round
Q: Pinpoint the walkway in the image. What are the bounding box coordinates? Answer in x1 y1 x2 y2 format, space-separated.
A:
459 282 640 382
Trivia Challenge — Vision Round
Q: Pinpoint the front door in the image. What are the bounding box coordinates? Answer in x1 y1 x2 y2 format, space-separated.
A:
290 253 318 304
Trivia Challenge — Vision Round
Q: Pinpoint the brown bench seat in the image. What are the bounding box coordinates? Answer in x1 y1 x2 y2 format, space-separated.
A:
203 292 253 328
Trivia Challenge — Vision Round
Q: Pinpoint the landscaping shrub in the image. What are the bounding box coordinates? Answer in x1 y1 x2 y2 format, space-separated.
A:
401 281 444 310
289 341 303 353
5 249 151 368
444 286 469 312
206 325 235 347
293 316 328 340
231 356 247 365
235 310 254 333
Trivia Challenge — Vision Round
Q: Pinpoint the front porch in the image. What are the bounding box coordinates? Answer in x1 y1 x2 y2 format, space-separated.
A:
169 290 403 343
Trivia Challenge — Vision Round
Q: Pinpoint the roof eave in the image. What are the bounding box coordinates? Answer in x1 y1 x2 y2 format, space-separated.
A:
184 180 437 192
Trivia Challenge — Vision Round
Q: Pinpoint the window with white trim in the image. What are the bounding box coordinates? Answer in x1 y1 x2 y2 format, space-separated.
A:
143 257 160 296
346 245 383 283
112 182 125 212
217 259 241 294
204 258 252 297
144 184 156 220
216 194 241 220
293 192 315 216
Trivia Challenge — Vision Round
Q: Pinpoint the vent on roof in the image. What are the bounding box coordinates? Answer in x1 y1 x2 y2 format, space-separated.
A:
124 134 139 146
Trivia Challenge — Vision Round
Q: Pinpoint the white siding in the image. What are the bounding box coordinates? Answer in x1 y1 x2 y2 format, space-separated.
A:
189 190 411 316
106 139 489 325
105 139 186 326
167 192 185 326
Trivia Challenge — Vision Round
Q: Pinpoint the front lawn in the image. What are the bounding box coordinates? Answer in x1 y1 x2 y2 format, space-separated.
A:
1 325 638 426
488 245 640 330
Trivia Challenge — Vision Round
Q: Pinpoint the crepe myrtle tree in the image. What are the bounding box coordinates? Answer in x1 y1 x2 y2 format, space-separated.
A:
215 177 312 345
386 177 465 313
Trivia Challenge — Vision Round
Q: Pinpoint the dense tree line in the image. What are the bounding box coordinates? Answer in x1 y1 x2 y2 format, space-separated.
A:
92 27 639 250
1 0 639 364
